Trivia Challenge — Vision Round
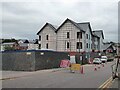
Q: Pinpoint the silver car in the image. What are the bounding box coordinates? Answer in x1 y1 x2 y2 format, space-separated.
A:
93 58 102 64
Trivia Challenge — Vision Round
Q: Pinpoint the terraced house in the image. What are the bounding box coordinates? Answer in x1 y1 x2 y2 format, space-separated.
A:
37 18 104 54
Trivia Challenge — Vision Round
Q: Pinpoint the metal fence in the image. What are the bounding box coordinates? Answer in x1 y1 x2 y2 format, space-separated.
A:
1 50 69 71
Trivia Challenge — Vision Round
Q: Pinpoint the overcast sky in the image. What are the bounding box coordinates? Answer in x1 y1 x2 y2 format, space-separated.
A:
1 0 118 42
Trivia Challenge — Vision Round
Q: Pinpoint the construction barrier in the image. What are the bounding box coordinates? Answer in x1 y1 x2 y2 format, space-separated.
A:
94 64 97 71
70 64 81 71
60 60 70 68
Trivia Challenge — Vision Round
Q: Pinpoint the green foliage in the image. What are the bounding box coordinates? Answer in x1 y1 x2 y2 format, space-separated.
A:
2 39 17 43
107 58 114 62
4 46 15 51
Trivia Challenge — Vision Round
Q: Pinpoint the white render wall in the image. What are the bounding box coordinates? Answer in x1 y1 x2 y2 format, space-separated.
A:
85 28 92 52
93 37 100 51
100 36 104 51
37 21 104 53
57 20 85 52
93 31 104 51
38 25 57 50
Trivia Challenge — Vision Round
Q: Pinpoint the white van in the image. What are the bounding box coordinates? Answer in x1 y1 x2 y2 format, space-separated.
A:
101 56 108 63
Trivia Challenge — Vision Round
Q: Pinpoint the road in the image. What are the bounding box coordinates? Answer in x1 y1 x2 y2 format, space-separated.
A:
2 61 115 88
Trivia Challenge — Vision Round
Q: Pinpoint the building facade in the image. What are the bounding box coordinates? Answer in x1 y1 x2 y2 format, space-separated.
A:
92 30 104 51
37 23 57 50
18 39 39 50
37 18 104 53
92 34 100 51
56 19 85 52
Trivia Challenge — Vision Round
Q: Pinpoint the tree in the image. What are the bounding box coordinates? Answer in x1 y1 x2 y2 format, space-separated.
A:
4 46 15 51
2 39 17 43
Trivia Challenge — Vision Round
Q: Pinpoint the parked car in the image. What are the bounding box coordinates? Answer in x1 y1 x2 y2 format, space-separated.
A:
101 56 107 63
93 58 102 64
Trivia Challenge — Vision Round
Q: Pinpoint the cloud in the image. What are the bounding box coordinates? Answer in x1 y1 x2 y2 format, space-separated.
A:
1 1 118 42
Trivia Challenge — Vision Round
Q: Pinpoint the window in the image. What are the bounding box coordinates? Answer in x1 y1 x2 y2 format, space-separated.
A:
39 35 41 41
80 42 82 49
77 42 79 49
46 35 49 40
86 34 88 39
86 43 88 48
77 32 82 39
89 35 90 39
67 32 69 38
77 42 82 49
67 42 69 49
39 44 41 49
46 43 48 49
80 32 82 39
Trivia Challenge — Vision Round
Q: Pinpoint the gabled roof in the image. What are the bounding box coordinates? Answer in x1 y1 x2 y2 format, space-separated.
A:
77 22 93 35
37 23 57 35
92 33 100 38
18 39 29 43
56 18 85 32
92 30 104 39
102 43 114 50
28 39 38 44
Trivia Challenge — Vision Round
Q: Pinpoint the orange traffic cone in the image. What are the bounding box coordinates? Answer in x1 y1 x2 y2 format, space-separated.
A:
98 64 100 69
80 66 84 74
102 64 104 67
94 65 97 71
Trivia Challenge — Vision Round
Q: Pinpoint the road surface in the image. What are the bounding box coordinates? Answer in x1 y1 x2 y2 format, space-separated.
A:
2 61 115 88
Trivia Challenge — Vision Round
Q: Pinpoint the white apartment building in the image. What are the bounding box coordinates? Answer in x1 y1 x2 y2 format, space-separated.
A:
92 34 100 51
56 18 85 52
37 23 57 50
92 30 104 51
37 18 104 53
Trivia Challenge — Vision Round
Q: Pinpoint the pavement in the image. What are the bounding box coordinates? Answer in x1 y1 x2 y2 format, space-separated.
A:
0 64 94 80
2 62 116 88
109 78 120 89
0 68 66 80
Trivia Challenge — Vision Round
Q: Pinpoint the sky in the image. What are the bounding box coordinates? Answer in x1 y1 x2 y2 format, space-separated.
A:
0 0 119 42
